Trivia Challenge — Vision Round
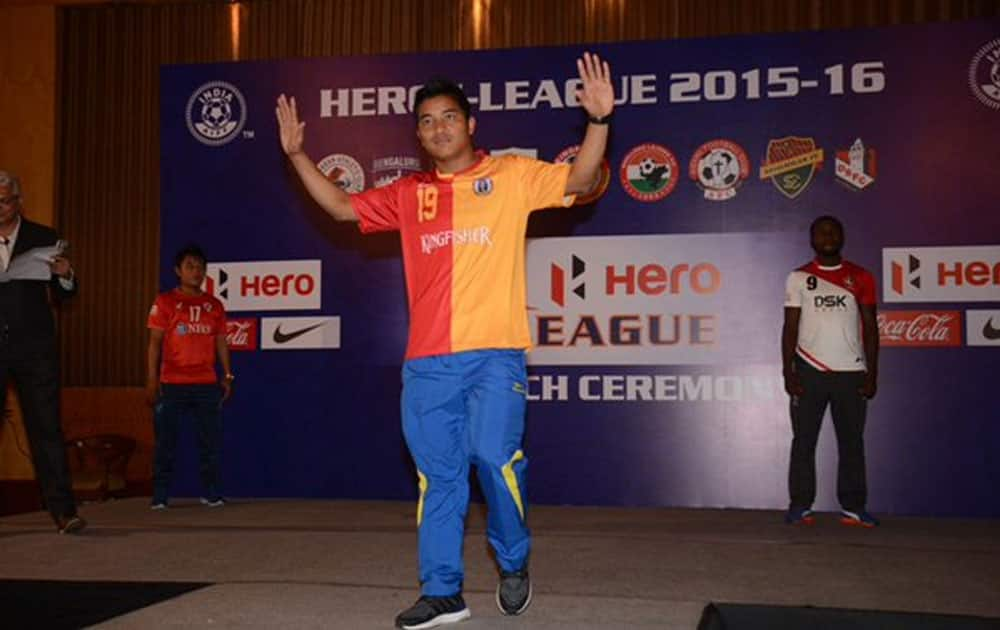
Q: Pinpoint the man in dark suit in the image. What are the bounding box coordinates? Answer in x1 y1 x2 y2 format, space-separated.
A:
0 170 85 534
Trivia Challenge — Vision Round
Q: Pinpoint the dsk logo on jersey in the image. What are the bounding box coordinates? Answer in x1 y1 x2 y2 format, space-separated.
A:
186 81 247 146
759 136 824 199
550 255 587 307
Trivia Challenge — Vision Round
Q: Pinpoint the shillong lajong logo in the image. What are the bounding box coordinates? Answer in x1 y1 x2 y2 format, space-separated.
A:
186 81 247 146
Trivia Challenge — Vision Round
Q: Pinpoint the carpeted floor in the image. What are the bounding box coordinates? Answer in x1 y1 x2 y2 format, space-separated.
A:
0 499 997 629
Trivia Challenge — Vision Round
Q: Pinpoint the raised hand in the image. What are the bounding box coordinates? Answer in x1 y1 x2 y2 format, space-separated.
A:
275 94 306 156
576 52 614 119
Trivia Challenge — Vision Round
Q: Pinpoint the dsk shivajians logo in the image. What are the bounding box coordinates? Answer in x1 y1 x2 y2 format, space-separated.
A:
759 136 824 199
835 138 876 191
969 38 1000 110
186 81 247 146
550 255 587 307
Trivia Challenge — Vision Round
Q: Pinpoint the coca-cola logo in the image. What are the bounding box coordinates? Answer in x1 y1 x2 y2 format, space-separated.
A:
226 318 258 351
877 311 961 347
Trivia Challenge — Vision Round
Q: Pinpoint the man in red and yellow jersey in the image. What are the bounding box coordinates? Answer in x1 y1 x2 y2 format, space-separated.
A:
277 53 613 629
146 244 233 510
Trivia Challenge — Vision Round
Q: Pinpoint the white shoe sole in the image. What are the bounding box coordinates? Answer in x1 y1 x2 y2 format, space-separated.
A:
400 608 471 629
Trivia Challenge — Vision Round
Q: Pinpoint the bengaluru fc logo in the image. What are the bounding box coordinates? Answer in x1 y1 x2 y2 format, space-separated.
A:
185 81 247 147
759 136 824 199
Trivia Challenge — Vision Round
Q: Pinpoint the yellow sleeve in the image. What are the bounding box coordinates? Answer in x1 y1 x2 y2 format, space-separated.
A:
514 156 575 213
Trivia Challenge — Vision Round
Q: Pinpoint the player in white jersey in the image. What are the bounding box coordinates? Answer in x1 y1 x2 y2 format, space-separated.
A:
781 216 880 527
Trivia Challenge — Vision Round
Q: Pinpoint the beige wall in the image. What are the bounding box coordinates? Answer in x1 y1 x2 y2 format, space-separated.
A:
0 4 56 478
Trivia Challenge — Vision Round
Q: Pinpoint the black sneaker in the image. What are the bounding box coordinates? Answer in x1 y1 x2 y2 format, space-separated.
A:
394 594 470 629
496 568 532 616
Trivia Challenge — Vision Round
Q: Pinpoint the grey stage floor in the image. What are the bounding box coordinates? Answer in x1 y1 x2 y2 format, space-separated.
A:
1 499 998 629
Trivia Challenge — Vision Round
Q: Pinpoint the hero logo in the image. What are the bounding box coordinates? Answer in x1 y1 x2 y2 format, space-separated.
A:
528 234 735 366
204 260 321 311
884 246 1000 302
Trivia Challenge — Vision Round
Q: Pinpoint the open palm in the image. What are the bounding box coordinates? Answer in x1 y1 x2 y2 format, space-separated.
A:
275 94 305 156
577 52 614 119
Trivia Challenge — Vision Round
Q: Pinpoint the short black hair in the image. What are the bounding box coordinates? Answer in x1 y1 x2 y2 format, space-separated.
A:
174 244 207 268
413 78 471 120
809 215 844 238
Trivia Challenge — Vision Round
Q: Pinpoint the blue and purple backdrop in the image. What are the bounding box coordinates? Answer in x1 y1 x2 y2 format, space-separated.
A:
160 18 1000 517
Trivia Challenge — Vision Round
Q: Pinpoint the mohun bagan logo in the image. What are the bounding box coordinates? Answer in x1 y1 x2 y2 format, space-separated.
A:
759 136 824 199
969 38 1000 110
317 153 365 193
890 254 921 296
619 143 679 202
186 81 247 146
550 255 587 307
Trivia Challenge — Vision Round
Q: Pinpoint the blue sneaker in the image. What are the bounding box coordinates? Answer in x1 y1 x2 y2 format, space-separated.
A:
784 507 815 525
840 509 879 528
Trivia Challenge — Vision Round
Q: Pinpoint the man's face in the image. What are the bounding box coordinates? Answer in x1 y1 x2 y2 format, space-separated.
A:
0 183 21 226
415 95 476 163
811 220 844 257
175 255 206 288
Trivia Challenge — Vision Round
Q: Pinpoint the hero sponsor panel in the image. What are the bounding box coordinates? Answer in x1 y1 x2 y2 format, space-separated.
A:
883 246 1000 302
204 260 322 311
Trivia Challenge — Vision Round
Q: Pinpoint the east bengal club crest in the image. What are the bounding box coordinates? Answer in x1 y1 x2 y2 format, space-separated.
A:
759 136 824 199
554 145 611 205
619 143 680 202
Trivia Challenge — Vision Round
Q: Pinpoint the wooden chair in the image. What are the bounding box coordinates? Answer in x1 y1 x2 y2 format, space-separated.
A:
66 434 136 502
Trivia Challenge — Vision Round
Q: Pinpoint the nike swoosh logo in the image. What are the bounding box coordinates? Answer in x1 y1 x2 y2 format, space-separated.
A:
983 318 1000 340
273 322 326 344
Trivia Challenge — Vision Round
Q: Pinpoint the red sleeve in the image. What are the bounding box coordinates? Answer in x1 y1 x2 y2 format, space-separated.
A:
860 269 877 305
213 300 227 335
351 179 404 233
147 294 170 330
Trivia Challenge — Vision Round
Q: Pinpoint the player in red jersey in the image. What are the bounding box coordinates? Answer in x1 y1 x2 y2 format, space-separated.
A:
782 216 880 528
277 53 612 629
146 244 233 509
